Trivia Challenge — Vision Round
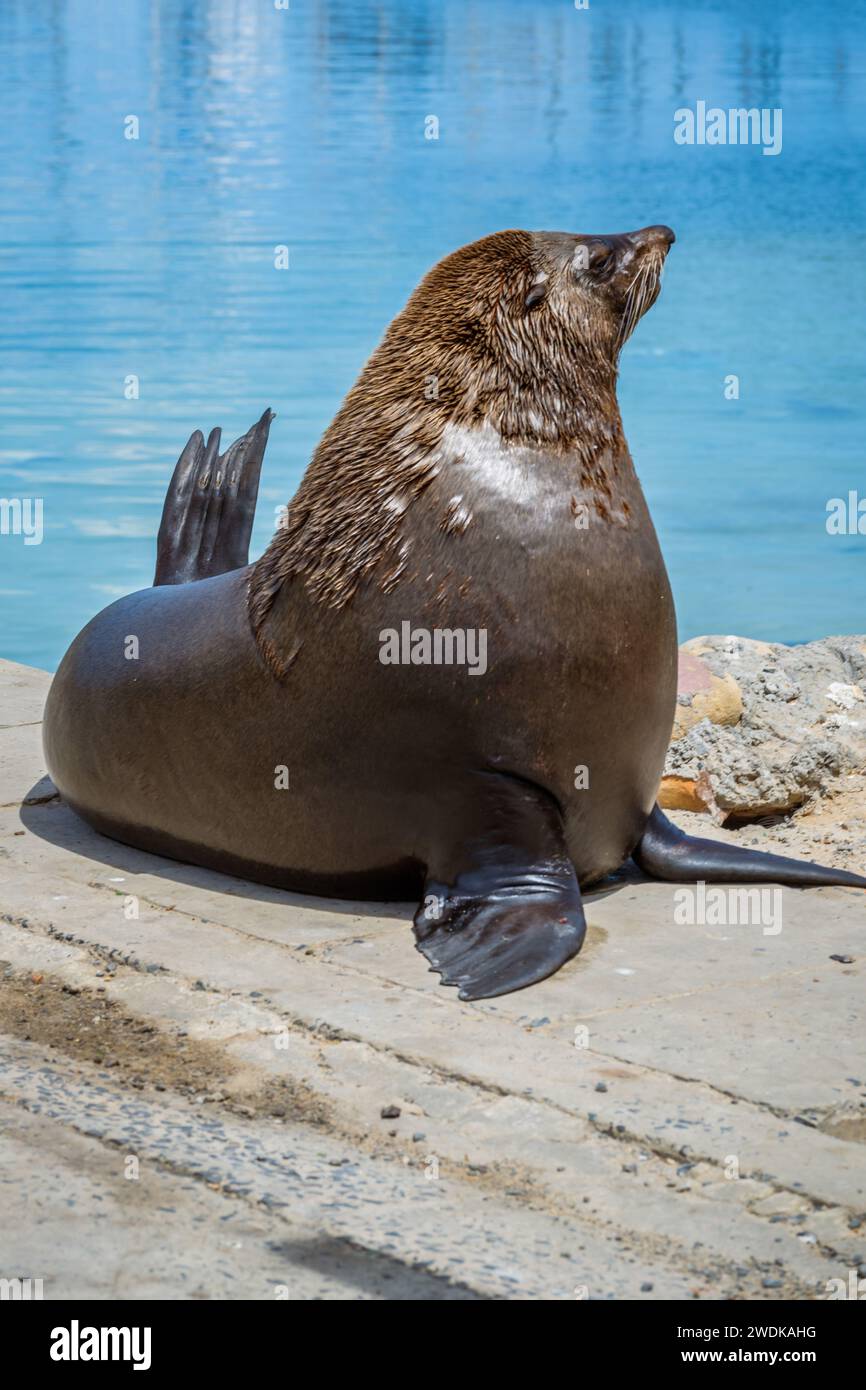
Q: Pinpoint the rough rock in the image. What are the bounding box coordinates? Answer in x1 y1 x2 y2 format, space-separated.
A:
660 635 866 820
672 651 743 739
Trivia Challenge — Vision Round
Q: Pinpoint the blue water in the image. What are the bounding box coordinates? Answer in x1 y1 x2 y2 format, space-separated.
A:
1 0 864 670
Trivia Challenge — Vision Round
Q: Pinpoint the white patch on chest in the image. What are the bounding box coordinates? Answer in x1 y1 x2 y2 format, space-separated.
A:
439 421 554 508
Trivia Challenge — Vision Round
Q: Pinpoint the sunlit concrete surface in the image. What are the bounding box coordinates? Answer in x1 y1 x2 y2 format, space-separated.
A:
1 658 864 1300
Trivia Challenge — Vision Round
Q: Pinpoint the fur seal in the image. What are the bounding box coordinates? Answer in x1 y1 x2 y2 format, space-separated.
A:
43 226 866 1000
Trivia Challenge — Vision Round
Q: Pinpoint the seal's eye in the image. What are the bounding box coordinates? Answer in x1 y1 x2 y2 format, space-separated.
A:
572 241 613 274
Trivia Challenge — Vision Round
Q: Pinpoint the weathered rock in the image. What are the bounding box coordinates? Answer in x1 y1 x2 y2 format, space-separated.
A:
672 651 743 740
658 770 719 816
660 635 866 819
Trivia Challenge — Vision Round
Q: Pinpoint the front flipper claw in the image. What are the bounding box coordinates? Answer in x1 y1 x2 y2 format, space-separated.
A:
413 775 586 1001
414 878 586 1000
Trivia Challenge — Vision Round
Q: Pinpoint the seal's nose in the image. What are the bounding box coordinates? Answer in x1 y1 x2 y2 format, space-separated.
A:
633 224 676 250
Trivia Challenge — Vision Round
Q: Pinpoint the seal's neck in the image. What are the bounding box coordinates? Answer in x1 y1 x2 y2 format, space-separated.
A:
248 340 627 636
473 355 624 459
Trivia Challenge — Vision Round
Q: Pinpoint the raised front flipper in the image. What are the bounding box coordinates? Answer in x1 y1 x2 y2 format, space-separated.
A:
635 804 866 889
414 775 586 1001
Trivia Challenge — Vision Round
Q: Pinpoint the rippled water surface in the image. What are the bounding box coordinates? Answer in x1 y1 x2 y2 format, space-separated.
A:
1 0 864 668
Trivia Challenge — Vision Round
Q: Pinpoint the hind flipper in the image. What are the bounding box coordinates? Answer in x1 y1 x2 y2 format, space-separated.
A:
154 408 273 585
634 803 866 889
414 775 586 1001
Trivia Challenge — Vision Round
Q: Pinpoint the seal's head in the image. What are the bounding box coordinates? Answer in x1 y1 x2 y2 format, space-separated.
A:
527 224 675 357
391 224 675 422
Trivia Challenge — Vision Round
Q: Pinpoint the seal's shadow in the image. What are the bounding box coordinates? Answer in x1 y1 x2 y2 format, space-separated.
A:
18 776 412 923
20 774 638 925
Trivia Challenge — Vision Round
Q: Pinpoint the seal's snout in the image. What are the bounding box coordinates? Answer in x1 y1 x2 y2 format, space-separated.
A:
613 225 673 348
632 224 676 254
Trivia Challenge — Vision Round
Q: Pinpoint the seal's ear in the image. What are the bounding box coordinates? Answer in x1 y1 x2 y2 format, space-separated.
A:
524 279 547 311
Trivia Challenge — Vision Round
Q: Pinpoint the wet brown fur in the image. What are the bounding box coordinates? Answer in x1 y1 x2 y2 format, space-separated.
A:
247 228 662 641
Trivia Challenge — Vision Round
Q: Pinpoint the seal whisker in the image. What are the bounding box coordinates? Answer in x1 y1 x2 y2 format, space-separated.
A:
617 252 662 348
